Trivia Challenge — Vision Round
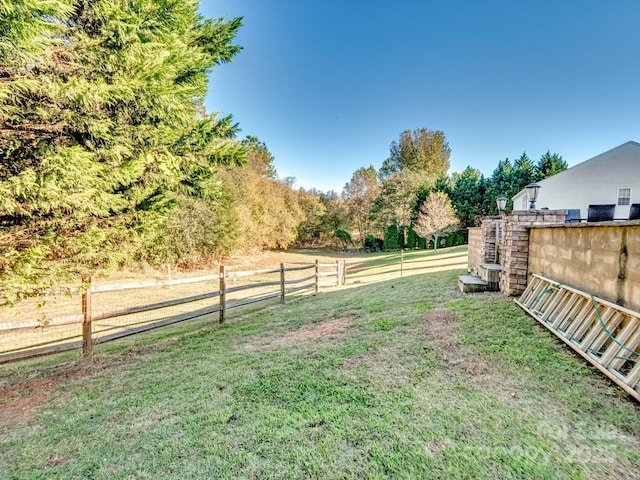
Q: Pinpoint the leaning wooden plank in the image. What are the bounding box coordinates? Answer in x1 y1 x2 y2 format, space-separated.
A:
608 323 640 372
529 278 553 313
581 310 622 354
551 292 580 329
624 358 640 390
518 302 640 402
540 289 565 323
92 291 220 322
562 302 594 339
94 306 220 344
598 319 640 368
0 340 83 364
519 276 544 308
572 306 609 345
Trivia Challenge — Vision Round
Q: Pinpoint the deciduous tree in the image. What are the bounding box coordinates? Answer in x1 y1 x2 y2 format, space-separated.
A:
414 192 458 250
342 166 380 246
379 128 450 182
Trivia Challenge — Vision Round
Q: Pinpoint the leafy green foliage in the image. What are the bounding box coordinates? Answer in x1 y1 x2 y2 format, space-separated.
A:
382 225 402 250
379 128 450 182
342 165 379 246
334 228 352 248
450 167 488 228
0 1 244 292
535 151 568 180
363 234 383 252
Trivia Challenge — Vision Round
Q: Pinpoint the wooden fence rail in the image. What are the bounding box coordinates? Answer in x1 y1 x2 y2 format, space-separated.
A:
0 248 469 364
0 260 344 363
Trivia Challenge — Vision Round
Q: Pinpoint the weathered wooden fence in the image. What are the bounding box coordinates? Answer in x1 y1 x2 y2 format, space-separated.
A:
345 249 468 282
0 261 344 363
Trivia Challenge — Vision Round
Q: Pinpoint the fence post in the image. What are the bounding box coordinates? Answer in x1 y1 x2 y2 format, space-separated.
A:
315 260 319 294
280 263 286 304
219 265 226 324
82 278 93 357
400 249 404 277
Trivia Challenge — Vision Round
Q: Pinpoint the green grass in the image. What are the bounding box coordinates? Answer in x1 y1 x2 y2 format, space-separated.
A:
1 268 639 479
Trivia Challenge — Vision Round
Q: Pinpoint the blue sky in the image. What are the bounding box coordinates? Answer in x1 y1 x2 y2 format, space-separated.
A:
201 1 640 193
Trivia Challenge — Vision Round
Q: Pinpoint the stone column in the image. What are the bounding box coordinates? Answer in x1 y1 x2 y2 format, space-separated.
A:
499 210 567 295
479 216 503 264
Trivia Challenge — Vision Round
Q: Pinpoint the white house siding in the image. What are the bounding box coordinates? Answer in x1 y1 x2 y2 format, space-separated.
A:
512 141 640 220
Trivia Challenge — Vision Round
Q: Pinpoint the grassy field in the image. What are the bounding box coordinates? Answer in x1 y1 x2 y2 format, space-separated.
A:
1 262 639 479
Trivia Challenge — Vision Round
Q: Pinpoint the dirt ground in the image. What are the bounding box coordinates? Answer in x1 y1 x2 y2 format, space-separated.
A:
0 340 178 428
423 308 520 401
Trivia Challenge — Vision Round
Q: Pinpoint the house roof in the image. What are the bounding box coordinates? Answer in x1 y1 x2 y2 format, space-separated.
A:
513 141 640 200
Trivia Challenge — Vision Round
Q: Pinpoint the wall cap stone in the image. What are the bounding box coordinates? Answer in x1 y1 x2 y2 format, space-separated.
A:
529 220 640 230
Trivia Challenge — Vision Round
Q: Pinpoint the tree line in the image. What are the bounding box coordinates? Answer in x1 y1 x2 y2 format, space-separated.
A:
338 128 567 251
0 1 567 296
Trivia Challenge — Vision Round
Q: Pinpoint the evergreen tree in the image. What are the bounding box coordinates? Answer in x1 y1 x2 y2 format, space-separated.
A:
0 1 243 294
535 151 567 180
450 167 487 228
484 158 513 213
511 153 536 191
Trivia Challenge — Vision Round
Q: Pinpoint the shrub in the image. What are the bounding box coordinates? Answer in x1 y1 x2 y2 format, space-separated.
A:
364 235 383 252
383 225 401 251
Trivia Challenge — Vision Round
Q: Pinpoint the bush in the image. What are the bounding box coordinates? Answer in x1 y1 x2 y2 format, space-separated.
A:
383 225 401 251
334 229 352 248
364 235 383 252
406 225 417 249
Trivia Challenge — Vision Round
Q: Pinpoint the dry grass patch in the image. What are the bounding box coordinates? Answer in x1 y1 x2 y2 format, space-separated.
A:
424 307 520 401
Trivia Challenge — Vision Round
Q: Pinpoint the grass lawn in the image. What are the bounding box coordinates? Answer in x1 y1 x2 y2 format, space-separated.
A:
1 267 639 479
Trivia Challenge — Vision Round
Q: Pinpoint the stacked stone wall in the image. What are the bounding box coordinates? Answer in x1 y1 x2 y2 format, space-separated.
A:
528 222 640 311
499 210 566 295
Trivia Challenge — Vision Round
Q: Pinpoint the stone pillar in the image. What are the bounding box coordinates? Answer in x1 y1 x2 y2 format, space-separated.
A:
499 210 567 295
479 216 503 265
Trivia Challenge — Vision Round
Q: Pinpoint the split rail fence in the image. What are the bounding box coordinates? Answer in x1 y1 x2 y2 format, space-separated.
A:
0 261 344 363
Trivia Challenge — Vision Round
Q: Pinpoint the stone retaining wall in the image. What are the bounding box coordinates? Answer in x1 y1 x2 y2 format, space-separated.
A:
528 221 640 312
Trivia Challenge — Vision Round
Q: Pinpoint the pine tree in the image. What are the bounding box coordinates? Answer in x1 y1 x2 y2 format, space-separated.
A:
0 1 243 295
535 151 567 180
